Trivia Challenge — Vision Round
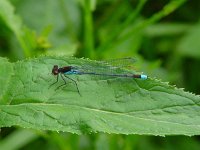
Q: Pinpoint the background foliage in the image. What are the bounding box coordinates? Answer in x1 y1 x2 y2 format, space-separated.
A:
0 0 200 149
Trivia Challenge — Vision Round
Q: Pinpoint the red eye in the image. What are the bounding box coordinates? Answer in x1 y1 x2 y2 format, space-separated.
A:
52 65 59 75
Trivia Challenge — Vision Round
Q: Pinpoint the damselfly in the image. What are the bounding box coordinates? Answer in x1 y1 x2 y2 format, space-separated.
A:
50 58 148 95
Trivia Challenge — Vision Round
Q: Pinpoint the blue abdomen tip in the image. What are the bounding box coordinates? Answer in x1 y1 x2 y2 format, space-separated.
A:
141 74 148 80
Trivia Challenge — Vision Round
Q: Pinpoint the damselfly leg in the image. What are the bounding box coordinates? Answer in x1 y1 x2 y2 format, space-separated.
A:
50 73 81 96
49 74 59 88
64 75 80 96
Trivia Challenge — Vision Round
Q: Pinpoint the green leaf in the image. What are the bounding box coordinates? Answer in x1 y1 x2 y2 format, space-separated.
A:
177 22 200 58
0 0 32 57
0 0 22 35
0 57 13 99
145 23 191 37
0 129 38 150
0 56 200 136
15 0 80 49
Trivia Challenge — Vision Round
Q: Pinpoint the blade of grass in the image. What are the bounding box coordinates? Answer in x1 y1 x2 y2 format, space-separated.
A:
96 0 147 55
118 0 186 43
96 0 186 53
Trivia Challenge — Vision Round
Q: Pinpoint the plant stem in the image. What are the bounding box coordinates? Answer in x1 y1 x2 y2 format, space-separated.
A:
82 0 94 58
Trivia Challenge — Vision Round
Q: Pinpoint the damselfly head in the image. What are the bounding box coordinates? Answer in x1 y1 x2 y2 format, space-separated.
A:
52 65 59 75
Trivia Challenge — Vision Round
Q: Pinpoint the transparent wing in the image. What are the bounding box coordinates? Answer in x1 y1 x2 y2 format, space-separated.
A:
100 57 137 69
74 58 136 75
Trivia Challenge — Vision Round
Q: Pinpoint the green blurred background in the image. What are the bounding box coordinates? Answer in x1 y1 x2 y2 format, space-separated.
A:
0 0 200 149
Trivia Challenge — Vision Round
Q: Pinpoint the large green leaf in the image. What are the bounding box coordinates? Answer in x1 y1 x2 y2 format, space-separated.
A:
0 57 13 99
0 56 200 136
